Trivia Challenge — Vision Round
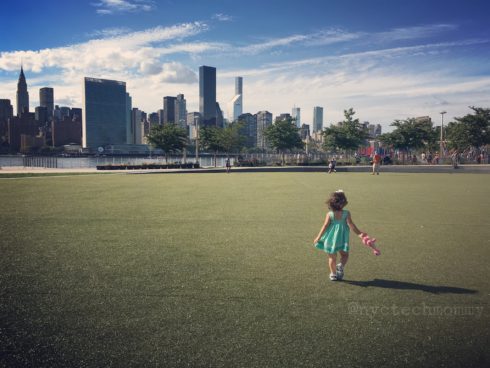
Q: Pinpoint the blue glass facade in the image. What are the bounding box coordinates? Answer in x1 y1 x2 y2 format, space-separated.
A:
83 77 127 149
199 66 216 126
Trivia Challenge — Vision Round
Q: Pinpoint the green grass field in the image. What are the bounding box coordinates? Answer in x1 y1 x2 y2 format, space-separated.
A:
1 172 489 367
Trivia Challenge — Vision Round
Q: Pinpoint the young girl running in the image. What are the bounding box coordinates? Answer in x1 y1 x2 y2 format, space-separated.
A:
313 190 365 281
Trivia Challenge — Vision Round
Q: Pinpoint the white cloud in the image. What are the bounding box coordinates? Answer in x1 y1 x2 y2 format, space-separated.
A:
139 59 163 75
236 29 361 54
217 38 490 127
234 24 459 56
0 20 487 131
92 0 155 15
375 24 459 43
212 13 234 22
0 22 208 74
87 27 132 38
155 62 197 83
0 22 209 113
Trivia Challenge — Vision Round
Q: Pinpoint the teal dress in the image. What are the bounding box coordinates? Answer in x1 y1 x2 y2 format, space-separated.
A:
315 210 350 254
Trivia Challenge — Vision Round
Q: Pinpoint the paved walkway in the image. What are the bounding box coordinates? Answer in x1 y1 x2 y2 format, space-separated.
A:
1 164 489 175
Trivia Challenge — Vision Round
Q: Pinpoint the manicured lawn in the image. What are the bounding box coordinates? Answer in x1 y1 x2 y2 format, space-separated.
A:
1 172 489 367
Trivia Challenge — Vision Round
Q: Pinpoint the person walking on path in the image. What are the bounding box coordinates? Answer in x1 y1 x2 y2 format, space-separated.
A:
372 151 381 175
225 158 231 173
313 190 367 281
328 158 337 173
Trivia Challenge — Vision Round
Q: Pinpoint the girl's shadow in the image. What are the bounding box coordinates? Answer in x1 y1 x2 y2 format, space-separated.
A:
344 279 477 294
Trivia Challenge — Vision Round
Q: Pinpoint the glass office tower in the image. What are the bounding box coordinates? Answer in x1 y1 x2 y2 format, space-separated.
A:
313 106 323 133
199 65 216 126
83 77 127 150
40 87 54 121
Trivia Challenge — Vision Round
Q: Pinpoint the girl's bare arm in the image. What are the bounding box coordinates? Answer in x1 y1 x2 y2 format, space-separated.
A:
313 213 331 243
346 211 364 237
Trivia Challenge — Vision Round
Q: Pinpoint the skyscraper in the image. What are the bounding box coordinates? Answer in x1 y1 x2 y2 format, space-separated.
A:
237 112 256 147
255 110 272 150
35 106 48 125
228 76 243 122
187 112 201 140
275 113 292 123
292 107 301 128
149 112 159 126
16 66 29 116
313 106 323 133
175 94 187 128
199 65 216 126
0 99 13 122
70 108 82 120
163 96 177 124
59 106 71 120
0 100 13 142
83 77 127 150
39 87 54 121
132 108 144 144
216 102 224 128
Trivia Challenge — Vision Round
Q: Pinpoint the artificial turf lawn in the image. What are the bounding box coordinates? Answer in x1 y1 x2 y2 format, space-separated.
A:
1 172 489 367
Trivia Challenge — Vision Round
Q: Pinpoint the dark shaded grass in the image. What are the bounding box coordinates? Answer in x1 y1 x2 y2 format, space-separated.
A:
1 173 489 367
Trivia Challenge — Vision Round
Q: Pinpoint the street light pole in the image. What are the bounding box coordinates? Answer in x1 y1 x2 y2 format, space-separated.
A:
195 121 200 165
440 111 446 159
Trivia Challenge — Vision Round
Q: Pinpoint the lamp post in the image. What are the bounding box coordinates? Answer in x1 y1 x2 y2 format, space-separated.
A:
195 121 200 165
440 111 446 159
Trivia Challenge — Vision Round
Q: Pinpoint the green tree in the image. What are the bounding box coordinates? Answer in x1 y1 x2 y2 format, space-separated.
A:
199 126 223 167
146 124 188 163
378 118 437 156
264 118 304 164
445 107 489 151
199 124 246 166
322 108 368 155
220 122 246 155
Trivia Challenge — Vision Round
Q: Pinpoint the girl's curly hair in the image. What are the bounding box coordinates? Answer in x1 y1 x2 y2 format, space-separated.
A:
327 191 348 211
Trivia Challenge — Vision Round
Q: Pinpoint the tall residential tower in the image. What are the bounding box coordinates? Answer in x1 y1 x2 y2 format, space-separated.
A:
175 94 187 128
199 65 217 126
40 87 54 122
292 107 301 128
228 76 243 122
163 96 176 124
313 106 323 133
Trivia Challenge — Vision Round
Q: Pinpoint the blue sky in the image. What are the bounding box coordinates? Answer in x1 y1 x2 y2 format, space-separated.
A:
1 0 489 130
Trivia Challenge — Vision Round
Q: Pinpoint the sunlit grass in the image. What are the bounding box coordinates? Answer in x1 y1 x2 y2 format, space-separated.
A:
1 172 489 367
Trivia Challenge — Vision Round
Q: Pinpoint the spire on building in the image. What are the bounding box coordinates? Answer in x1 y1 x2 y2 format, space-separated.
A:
16 64 29 116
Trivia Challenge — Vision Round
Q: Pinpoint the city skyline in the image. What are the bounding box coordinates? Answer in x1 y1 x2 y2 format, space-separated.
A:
1 0 490 130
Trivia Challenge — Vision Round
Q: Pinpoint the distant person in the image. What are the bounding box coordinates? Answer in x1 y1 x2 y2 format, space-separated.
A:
451 151 459 169
328 158 337 173
412 155 417 164
477 152 484 164
225 158 231 173
427 153 433 165
313 190 369 281
372 152 381 175
434 153 439 165
421 152 426 163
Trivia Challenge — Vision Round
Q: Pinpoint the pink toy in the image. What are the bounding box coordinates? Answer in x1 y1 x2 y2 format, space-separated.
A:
361 234 381 256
